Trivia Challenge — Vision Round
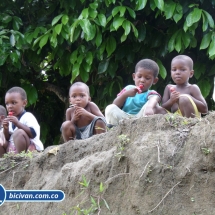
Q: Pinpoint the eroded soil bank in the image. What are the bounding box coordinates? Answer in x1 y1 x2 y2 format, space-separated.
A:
1 113 215 215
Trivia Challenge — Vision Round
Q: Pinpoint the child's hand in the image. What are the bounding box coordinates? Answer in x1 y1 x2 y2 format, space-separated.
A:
7 115 19 126
137 84 144 94
125 88 140 97
2 118 9 130
72 106 89 122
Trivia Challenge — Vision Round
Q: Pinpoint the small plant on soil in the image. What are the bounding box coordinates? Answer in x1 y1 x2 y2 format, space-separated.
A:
115 134 130 161
68 176 110 215
201 147 210 155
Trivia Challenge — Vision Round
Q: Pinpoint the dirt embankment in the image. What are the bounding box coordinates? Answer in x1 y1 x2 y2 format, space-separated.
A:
1 113 215 215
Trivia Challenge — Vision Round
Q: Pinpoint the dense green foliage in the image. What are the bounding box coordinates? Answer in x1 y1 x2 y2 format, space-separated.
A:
0 0 215 147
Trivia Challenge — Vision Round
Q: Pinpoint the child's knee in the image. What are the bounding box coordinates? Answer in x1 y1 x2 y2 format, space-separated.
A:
178 96 190 106
61 121 72 131
94 119 106 133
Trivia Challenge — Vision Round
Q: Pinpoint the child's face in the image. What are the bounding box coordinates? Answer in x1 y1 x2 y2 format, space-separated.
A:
132 68 158 91
5 92 27 117
171 58 194 85
69 85 90 108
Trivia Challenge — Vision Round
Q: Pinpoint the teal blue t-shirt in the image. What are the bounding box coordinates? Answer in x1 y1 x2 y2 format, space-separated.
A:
118 85 160 115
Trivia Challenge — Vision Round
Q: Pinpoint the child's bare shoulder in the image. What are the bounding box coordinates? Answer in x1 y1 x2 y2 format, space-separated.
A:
86 101 99 111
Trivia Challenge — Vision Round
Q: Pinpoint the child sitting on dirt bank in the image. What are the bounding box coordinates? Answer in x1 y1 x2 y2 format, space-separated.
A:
0 105 7 157
0 87 44 157
105 59 166 125
61 82 106 142
162 55 208 118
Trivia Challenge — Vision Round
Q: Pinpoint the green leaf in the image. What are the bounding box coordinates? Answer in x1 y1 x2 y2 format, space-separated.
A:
89 9 98 19
122 20 131 36
10 34 15 47
106 60 118 78
106 36 116 57
39 34 49 49
202 12 208 32
164 1 176 19
70 50 78 64
208 64 215 76
2 14 12 23
154 0 164 11
82 8 89 19
80 68 89 82
82 61 91 73
86 52 93 65
200 32 212 50
136 0 147 10
126 7 136 19
198 79 211 98
173 13 183 23
95 29 102 47
103 199 110 210
98 59 109 74
112 7 119 17
181 31 190 49
138 24 146 42
186 8 202 27
0 54 8 66
70 20 79 42
209 38 215 58
173 4 183 23
71 63 80 83
90 2 98 9
62 15 69 25
113 17 125 30
202 11 214 28
52 14 64 26
121 34 127 43
22 84 38 105
98 14 106 27
168 31 178 52
156 59 167 79
193 63 205 80
131 23 138 38
13 19 20 30
54 24 62 35
10 51 19 63
118 6 126 17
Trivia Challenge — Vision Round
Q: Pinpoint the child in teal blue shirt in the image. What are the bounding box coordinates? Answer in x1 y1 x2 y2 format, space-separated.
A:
105 59 166 125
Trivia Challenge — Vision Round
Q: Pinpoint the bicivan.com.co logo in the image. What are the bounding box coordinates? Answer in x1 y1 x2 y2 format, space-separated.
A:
0 184 65 206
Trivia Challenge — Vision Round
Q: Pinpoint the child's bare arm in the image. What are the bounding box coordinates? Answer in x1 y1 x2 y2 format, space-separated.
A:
190 85 208 113
162 85 180 111
65 108 72 121
113 88 139 108
89 102 104 117
144 96 160 115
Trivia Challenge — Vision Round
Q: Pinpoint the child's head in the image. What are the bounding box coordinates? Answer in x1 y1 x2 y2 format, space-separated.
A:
133 59 159 91
5 87 27 116
171 55 194 85
0 105 6 124
69 82 91 108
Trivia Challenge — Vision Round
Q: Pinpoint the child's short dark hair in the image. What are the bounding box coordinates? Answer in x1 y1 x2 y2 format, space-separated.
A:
135 59 159 77
6 87 27 100
171 55 193 70
69 82 90 95
0 105 6 116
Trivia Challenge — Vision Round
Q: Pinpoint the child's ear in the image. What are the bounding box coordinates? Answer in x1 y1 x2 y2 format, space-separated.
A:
132 73 136 80
88 96 91 101
23 99 27 107
153 77 159 85
190 70 194 78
